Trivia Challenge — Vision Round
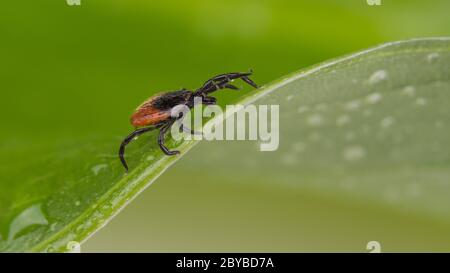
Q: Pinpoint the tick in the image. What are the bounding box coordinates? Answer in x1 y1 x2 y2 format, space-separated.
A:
119 71 258 171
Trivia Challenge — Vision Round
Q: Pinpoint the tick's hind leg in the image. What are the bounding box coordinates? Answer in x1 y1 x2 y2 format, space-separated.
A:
158 122 180 156
119 126 157 171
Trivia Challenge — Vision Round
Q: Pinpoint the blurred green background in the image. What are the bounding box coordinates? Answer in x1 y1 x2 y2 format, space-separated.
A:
1 0 450 252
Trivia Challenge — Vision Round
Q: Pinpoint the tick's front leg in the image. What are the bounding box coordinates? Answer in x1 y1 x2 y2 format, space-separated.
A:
196 71 258 95
202 96 217 105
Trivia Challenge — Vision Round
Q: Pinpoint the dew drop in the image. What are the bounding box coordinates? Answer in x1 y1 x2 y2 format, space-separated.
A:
336 115 350 126
366 92 382 104
380 116 395 128
427 52 439 63
146 155 155 161
307 114 324 126
343 145 366 161
91 164 108 176
8 204 49 241
75 200 81 206
369 70 388 85
415 97 427 106
402 86 415 97
345 100 361 111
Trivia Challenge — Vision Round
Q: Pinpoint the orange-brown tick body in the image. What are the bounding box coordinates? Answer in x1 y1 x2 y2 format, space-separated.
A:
130 97 170 127
119 72 258 171
130 90 193 128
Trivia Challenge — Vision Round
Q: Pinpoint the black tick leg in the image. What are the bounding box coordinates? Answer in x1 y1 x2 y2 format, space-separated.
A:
195 71 258 95
158 121 180 156
119 126 158 171
202 96 217 105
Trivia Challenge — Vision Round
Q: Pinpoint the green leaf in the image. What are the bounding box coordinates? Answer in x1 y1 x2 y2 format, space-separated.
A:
185 37 450 225
0 38 449 252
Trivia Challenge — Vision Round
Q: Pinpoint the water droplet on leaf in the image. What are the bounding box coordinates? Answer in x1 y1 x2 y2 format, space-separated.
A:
427 52 439 63
8 204 49 241
91 164 108 176
402 86 415 97
415 97 427 106
345 100 361 111
369 70 388 84
366 92 382 104
307 114 324 126
380 116 395 128
343 145 366 161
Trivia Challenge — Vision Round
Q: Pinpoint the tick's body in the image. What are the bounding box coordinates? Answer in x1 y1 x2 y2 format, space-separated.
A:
130 90 193 127
119 72 258 171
